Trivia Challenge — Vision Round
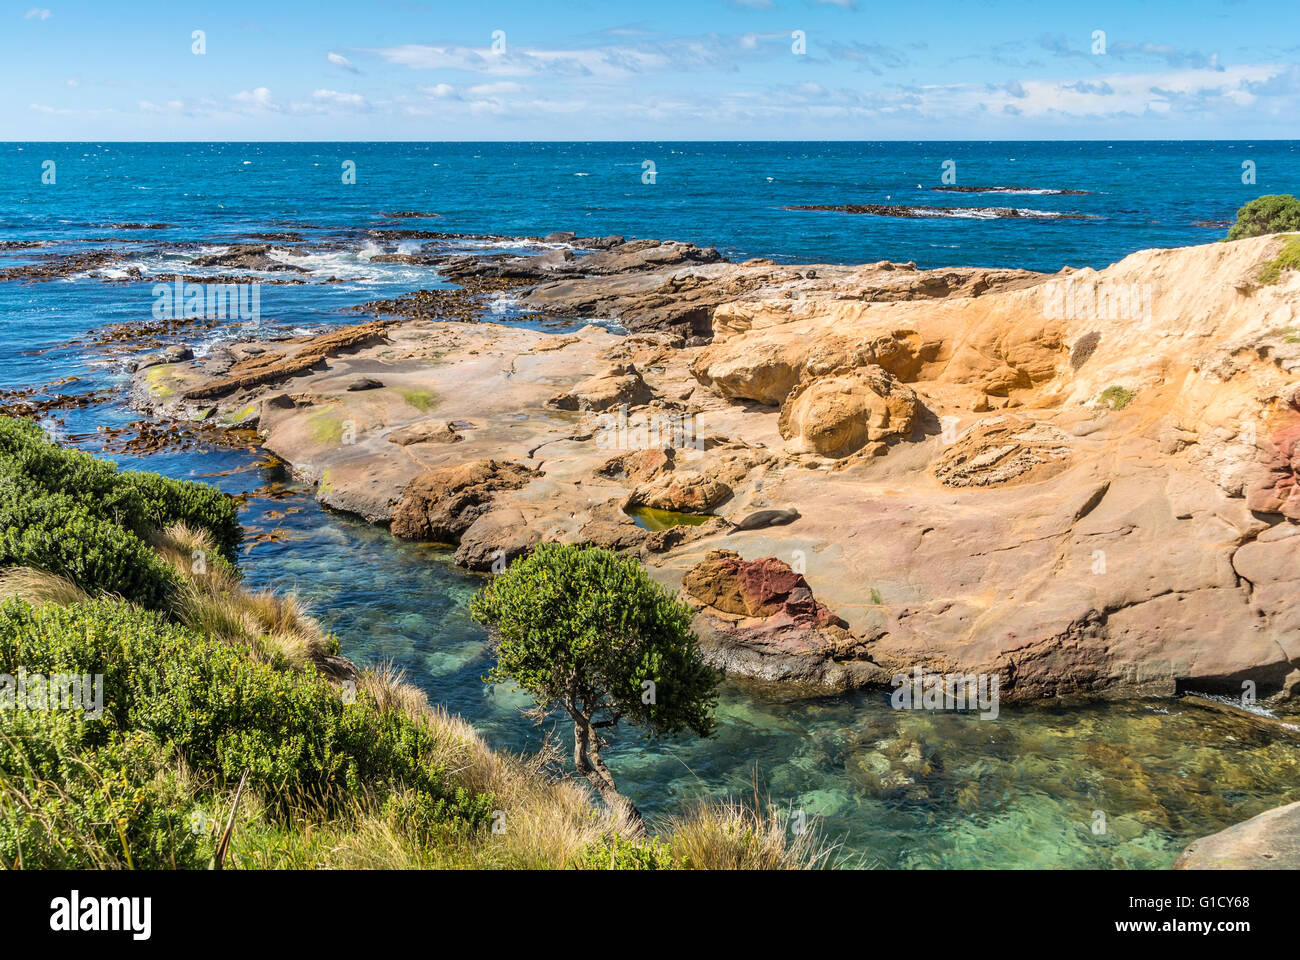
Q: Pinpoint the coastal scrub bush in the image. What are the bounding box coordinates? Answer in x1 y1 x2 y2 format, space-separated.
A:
0 597 493 867
1099 386 1135 410
1257 236 1300 285
0 417 241 557
0 598 488 814
0 417 242 603
470 542 720 837
577 834 684 870
116 468 243 563
1226 194 1300 241
0 478 177 608
1070 331 1101 370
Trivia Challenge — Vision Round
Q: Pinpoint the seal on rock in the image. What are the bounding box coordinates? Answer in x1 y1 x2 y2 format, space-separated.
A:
725 507 800 534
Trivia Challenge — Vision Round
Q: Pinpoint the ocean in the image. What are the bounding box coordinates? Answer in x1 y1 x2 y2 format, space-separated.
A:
2 140 1298 868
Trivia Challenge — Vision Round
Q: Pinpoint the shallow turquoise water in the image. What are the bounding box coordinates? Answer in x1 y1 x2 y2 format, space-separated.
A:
227 481 1300 869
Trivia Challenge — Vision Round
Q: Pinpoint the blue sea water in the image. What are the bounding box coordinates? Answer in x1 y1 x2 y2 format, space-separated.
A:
2 141 1299 869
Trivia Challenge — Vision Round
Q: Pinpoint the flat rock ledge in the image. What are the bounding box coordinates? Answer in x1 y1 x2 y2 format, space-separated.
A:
1174 800 1300 869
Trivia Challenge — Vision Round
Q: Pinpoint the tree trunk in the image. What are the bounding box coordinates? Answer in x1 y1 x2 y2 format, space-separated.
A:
572 712 647 839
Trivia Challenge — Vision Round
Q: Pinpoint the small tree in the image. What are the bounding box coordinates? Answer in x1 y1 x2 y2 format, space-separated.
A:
470 543 721 837
1227 194 1300 241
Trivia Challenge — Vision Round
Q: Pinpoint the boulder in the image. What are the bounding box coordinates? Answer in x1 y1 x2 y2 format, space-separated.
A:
390 460 536 543
549 363 652 412
682 550 882 691
778 365 919 458
598 447 675 483
683 549 845 627
629 471 731 513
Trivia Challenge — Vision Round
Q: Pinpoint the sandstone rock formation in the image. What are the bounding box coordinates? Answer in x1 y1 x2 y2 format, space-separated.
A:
682 549 881 690
390 460 536 543
131 231 1300 704
548 363 652 412
778 365 919 458
1174 800 1300 869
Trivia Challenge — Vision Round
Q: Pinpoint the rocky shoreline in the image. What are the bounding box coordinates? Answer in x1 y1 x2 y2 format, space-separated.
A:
127 230 1300 708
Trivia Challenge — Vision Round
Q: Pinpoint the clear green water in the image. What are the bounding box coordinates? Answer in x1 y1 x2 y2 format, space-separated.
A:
627 506 715 531
234 477 1300 869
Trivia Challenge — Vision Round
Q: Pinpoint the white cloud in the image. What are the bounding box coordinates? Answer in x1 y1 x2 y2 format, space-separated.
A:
422 83 459 99
467 81 523 96
24 8 52 20
327 52 358 73
232 87 274 108
312 89 369 109
368 34 787 80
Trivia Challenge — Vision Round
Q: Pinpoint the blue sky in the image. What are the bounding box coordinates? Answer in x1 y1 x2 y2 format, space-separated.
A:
4 0 1298 139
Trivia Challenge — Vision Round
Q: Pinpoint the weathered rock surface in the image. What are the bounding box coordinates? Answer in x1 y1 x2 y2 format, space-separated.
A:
682 550 882 689
778 365 920 458
549 363 652 412
1174 800 1300 869
386 420 464 446
190 243 306 272
933 416 1073 487
130 232 1300 703
390 459 536 543
182 321 392 400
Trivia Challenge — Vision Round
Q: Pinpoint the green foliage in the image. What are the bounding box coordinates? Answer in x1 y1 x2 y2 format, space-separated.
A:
1257 237 1300 285
577 834 685 870
0 417 242 605
0 476 178 608
470 542 720 740
380 786 496 847
0 718 202 869
0 598 492 867
1226 194 1300 241
115 468 243 563
1099 385 1135 411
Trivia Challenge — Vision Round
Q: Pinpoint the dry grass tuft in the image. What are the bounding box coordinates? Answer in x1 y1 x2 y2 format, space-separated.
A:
153 523 334 670
0 566 91 607
663 796 842 870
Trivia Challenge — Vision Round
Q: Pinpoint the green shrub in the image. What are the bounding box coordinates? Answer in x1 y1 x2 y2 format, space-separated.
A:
0 719 202 869
0 599 478 807
0 478 177 608
577 834 685 870
0 598 493 866
117 469 242 563
1227 194 1300 241
1257 237 1300 285
0 417 243 602
0 417 241 556
1099 385 1135 410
